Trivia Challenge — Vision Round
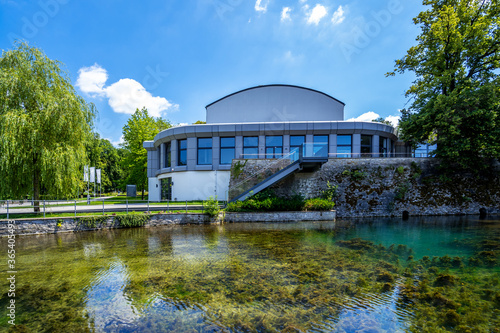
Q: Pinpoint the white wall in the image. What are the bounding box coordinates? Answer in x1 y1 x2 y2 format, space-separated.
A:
155 171 231 201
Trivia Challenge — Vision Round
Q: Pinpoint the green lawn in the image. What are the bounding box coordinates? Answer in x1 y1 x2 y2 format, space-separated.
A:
0 210 206 220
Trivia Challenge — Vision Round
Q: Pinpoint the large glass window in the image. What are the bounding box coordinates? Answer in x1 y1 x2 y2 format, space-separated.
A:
379 137 387 158
178 139 187 166
414 143 436 158
361 135 372 157
220 137 235 164
243 137 259 159
157 146 161 169
266 136 283 158
165 142 171 167
313 135 329 157
290 135 305 161
337 135 352 158
197 138 212 165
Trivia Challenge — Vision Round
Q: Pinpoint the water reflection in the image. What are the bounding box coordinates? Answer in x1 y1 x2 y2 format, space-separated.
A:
0 217 498 332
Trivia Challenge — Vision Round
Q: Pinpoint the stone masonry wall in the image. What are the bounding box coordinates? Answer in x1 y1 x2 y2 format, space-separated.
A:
234 158 500 217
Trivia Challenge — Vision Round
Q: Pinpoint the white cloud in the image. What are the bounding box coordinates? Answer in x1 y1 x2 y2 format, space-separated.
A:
307 4 327 25
281 50 304 64
281 7 291 21
105 79 173 117
76 64 176 117
331 5 345 25
106 135 124 148
255 0 269 13
386 115 400 127
75 64 108 97
347 111 380 122
347 112 400 127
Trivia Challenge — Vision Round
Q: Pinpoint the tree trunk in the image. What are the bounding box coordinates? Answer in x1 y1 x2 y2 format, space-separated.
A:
33 170 40 213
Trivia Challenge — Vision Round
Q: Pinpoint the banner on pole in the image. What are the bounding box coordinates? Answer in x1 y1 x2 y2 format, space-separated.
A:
84 165 89 182
96 169 101 184
90 167 95 183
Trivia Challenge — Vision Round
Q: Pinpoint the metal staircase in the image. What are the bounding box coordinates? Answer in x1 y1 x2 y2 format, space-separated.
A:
228 144 328 202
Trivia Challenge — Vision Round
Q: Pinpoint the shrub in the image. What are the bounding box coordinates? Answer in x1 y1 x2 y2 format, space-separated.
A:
77 216 108 228
321 181 338 201
204 196 221 218
115 212 150 228
303 198 335 211
396 166 405 175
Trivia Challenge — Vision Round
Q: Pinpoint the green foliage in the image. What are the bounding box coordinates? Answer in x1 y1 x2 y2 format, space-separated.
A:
226 190 334 212
86 133 124 193
372 117 393 126
388 0 500 171
226 191 306 212
342 169 367 181
321 181 338 201
121 107 171 199
396 166 405 175
115 212 150 228
303 198 335 211
56 219 63 228
203 196 221 218
77 216 108 228
0 41 96 206
231 160 247 179
395 182 411 201
192 120 206 124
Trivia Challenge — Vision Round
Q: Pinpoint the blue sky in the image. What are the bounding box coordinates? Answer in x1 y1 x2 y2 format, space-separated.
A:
0 0 424 146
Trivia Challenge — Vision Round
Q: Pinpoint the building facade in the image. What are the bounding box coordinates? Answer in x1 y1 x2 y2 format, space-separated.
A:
144 85 398 201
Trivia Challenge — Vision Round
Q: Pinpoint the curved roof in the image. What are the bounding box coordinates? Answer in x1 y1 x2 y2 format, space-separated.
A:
205 84 345 124
206 84 345 108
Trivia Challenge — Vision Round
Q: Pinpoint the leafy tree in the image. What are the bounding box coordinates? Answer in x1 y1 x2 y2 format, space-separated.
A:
372 117 393 126
85 133 124 194
121 107 171 199
193 120 206 124
0 42 96 211
387 0 500 170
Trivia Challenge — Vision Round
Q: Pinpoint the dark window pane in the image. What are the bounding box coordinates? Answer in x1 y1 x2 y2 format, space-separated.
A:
266 136 283 147
198 149 212 165
244 137 258 147
220 148 235 164
290 136 305 146
275 147 282 156
178 150 187 166
337 135 351 146
243 147 258 158
361 135 372 146
179 139 187 149
198 138 212 148
220 137 235 148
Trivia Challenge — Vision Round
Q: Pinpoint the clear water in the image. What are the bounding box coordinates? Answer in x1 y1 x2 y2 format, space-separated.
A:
1 216 499 332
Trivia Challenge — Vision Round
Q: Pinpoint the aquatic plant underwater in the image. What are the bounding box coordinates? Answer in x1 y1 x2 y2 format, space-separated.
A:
0 217 499 332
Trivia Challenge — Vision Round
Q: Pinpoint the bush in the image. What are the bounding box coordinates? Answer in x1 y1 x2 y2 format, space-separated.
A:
115 212 150 227
321 181 338 201
204 196 221 218
226 190 334 212
225 192 305 212
303 198 335 211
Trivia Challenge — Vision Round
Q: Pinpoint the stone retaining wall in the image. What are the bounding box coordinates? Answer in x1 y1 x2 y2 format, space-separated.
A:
240 158 500 217
0 211 335 236
223 211 335 223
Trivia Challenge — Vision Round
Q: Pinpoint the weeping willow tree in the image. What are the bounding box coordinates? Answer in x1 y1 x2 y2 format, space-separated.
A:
0 41 96 211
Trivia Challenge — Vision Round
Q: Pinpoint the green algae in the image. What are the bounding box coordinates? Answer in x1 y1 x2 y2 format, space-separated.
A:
0 218 499 332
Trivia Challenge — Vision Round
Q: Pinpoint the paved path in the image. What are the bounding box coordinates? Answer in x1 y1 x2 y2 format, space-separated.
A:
0 200 206 216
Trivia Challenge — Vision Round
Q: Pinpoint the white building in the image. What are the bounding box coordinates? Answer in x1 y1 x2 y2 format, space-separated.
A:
144 85 398 201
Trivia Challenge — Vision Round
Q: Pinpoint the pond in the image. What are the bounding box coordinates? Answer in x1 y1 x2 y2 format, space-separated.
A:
1 216 499 332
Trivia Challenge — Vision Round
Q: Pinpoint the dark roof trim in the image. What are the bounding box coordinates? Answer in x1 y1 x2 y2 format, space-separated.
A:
205 84 346 109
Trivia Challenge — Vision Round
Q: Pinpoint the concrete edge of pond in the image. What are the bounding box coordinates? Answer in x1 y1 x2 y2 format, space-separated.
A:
0 211 336 236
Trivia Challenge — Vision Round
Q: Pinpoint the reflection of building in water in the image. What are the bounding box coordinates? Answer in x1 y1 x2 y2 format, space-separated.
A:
144 85 398 201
